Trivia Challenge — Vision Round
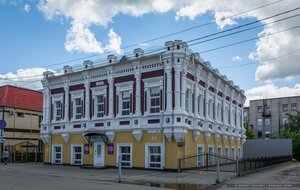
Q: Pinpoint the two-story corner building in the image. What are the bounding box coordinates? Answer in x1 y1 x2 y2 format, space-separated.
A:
40 40 246 170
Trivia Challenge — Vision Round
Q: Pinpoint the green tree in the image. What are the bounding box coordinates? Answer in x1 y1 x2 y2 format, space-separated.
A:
244 121 255 139
281 111 300 161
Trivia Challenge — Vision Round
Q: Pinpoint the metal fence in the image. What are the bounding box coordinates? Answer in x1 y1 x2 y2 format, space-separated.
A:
10 152 43 163
178 153 237 173
178 153 292 176
238 155 292 175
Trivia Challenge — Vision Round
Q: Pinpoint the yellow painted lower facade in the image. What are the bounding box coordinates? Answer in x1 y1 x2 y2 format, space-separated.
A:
44 130 243 170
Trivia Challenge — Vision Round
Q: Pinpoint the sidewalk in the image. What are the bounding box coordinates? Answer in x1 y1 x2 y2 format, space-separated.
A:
0 163 236 187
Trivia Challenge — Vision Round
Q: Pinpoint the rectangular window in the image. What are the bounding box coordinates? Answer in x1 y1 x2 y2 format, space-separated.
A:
148 146 162 169
150 87 160 113
257 131 262 138
122 91 130 116
257 118 263 126
208 147 214 166
238 148 241 159
282 104 288 112
96 95 105 117
231 147 235 160
291 103 297 111
225 147 229 163
197 146 204 167
265 118 271 126
257 106 262 113
72 145 83 165
119 145 131 167
185 90 190 113
75 98 82 119
55 101 62 121
53 145 62 164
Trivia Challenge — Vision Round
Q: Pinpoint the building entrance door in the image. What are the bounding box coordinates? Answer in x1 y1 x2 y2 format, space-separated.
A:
93 143 104 166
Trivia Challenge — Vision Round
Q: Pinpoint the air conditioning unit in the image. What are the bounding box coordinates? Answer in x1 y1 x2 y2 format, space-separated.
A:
9 110 15 115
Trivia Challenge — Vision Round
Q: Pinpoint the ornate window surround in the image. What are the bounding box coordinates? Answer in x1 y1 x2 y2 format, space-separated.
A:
70 89 84 121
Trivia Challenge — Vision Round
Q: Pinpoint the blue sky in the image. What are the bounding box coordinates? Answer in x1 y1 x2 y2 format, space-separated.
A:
0 0 300 105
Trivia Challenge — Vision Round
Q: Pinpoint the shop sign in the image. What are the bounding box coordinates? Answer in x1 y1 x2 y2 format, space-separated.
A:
107 144 114 154
84 144 90 154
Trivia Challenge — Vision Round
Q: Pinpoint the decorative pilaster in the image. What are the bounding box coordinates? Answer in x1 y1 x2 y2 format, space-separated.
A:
174 67 181 112
204 89 209 119
181 68 187 113
108 76 114 118
134 71 141 116
194 85 199 117
64 85 69 122
166 67 172 112
84 79 90 120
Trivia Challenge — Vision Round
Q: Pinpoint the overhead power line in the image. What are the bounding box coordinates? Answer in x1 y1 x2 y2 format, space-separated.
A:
2 2 297 81
220 48 300 69
27 0 285 69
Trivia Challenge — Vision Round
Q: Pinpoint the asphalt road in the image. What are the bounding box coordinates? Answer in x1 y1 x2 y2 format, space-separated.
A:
0 167 168 190
205 162 300 190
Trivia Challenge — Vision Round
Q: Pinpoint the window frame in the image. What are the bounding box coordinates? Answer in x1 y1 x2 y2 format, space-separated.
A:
70 90 84 121
291 103 297 111
52 144 63 164
145 143 164 169
197 144 205 167
143 77 163 115
282 104 288 112
149 87 160 113
257 118 263 126
117 144 133 168
257 106 263 113
71 144 83 165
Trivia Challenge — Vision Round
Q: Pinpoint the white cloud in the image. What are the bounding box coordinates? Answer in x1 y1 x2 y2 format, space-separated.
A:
248 52 258 61
232 56 242 62
37 0 179 55
245 83 300 106
0 68 55 90
24 3 30 13
37 0 300 81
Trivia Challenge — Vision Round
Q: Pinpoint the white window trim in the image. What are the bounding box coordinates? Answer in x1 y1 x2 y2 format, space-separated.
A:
145 143 164 169
116 143 133 168
208 145 214 166
70 90 84 121
116 81 134 117
231 147 236 160
91 86 107 119
52 144 63 165
71 144 83 165
257 118 263 126
196 144 205 167
143 77 163 115
51 94 64 123
225 146 229 163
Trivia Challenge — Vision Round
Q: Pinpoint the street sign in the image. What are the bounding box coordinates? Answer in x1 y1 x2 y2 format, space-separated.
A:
0 120 7 129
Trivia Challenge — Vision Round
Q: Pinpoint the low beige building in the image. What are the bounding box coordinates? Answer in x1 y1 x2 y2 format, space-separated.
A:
0 85 43 162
